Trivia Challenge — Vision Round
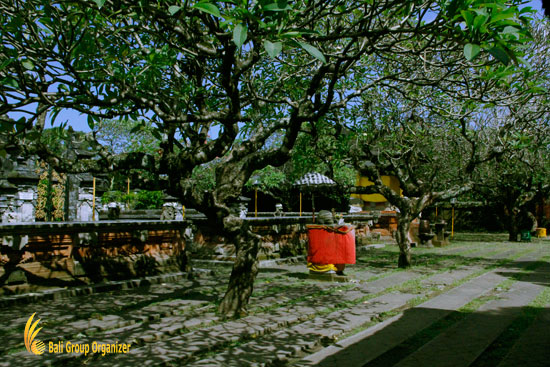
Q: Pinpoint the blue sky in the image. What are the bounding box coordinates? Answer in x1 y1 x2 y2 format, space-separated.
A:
13 1 546 132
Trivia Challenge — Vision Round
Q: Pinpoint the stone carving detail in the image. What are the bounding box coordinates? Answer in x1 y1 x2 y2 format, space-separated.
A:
161 204 176 220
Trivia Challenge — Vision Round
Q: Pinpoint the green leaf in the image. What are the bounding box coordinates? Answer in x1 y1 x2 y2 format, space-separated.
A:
489 9 516 23
15 118 26 132
502 25 519 35
473 15 488 30
264 40 282 58
280 31 300 38
49 108 62 126
446 0 459 17
87 115 95 130
0 59 13 71
464 43 480 61
151 129 162 140
488 47 510 65
130 123 144 134
263 0 291 11
292 29 320 36
93 0 106 9
233 24 248 48
520 6 533 15
460 10 474 27
0 120 14 133
22 60 34 70
26 131 40 141
472 8 488 17
298 42 326 63
3 77 19 89
168 6 181 15
192 2 221 18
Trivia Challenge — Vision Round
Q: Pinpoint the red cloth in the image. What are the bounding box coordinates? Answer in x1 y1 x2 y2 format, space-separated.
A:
307 225 356 265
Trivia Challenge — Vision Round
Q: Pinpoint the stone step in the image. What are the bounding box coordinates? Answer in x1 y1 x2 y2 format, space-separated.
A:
0 242 541 367
8 282 359 366
186 292 420 367
297 271 506 367
393 268 548 367
497 306 550 367
0 270 196 307
92 247 543 367
0 263 354 358
71 270 424 366
187 250 534 367
0 280 212 352
296 248 547 367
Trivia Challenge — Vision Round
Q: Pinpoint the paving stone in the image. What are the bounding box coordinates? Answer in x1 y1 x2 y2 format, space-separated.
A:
183 317 211 329
489 249 524 260
394 269 548 367
67 319 92 330
462 247 507 258
345 270 379 282
89 315 124 330
198 292 416 366
439 245 476 255
102 322 143 336
356 271 420 293
420 268 479 287
297 255 545 367
335 289 368 302
1 241 548 367
187 291 418 367
497 306 550 367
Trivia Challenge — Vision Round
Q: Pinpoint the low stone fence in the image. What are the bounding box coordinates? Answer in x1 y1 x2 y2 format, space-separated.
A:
0 213 380 294
0 220 189 294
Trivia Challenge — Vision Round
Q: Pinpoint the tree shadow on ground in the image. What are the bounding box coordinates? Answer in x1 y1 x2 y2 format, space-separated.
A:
296 303 550 367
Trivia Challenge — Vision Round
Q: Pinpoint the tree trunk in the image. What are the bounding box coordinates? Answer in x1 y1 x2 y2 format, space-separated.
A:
395 214 412 268
507 210 536 241
508 223 519 241
217 226 260 318
507 210 520 242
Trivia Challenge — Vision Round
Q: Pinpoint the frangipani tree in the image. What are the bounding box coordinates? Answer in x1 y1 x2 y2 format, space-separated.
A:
473 18 550 241
0 0 535 315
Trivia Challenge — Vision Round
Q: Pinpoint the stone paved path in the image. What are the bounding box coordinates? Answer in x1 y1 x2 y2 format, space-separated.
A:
300 271 510 367
497 307 550 367
0 234 549 367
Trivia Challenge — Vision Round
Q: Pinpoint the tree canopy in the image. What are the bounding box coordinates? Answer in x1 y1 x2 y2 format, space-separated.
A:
0 0 540 315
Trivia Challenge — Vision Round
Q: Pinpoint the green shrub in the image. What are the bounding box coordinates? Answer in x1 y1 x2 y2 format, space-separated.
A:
101 190 164 209
135 190 164 209
101 190 125 204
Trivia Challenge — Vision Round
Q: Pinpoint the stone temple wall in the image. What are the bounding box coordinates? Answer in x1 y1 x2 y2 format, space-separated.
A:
0 224 188 295
0 219 316 295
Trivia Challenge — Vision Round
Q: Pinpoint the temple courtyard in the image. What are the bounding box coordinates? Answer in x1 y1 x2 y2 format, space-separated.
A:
1 233 549 366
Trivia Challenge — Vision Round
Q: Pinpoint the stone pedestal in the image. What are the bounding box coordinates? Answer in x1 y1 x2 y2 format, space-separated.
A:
418 219 435 247
432 221 450 247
